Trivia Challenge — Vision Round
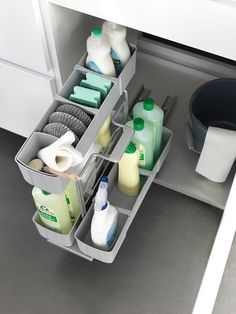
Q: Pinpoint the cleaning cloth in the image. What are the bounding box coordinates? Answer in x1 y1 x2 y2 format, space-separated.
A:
196 127 236 183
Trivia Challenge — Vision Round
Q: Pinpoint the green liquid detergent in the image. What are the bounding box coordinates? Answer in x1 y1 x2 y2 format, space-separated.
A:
133 98 164 160
32 188 72 234
126 118 154 171
64 181 80 222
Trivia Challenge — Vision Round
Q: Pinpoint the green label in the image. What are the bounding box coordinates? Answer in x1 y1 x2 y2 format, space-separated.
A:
65 195 71 205
38 208 58 222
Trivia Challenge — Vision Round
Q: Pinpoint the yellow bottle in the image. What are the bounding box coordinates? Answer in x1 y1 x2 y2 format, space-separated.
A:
118 142 140 196
64 181 80 222
32 187 72 234
95 115 111 148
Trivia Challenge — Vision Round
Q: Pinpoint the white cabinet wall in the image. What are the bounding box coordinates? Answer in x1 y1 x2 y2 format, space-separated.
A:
0 61 54 137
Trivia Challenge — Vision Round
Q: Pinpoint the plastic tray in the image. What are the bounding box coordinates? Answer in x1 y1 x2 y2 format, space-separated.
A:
75 43 137 95
32 211 81 247
75 127 173 263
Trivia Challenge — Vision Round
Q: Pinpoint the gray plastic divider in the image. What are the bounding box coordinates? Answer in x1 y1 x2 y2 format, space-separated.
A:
32 212 81 247
75 43 137 95
75 127 173 263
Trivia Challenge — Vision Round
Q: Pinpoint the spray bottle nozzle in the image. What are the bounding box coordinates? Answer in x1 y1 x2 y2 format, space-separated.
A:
94 176 109 211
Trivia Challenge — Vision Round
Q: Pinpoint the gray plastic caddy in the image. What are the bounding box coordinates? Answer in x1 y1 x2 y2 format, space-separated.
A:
15 44 137 195
75 127 173 263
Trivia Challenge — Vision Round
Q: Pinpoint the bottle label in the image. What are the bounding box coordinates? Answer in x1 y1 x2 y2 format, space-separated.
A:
86 61 102 74
36 202 60 232
110 48 122 76
106 220 118 247
134 143 146 166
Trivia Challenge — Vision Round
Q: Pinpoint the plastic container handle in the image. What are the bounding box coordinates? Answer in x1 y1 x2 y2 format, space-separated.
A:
109 126 134 162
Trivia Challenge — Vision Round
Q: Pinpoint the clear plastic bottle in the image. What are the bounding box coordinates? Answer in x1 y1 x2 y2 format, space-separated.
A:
133 98 164 160
95 115 112 148
64 181 80 222
126 118 154 170
118 142 140 196
86 28 115 77
32 188 72 234
91 176 118 249
102 21 131 75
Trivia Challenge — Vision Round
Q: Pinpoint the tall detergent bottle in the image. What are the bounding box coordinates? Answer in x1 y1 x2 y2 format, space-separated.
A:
32 188 72 234
102 21 131 75
133 97 164 160
86 28 115 77
95 115 112 148
91 176 118 249
118 142 140 196
64 181 80 222
126 118 154 170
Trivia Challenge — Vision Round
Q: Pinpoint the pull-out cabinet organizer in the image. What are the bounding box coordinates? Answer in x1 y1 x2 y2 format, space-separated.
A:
15 42 173 263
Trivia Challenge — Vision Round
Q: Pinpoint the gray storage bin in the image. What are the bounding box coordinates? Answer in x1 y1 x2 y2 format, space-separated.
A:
33 211 81 247
75 127 173 263
16 132 78 193
75 43 137 95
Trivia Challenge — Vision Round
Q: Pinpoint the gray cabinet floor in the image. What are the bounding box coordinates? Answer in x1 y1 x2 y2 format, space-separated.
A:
0 128 234 314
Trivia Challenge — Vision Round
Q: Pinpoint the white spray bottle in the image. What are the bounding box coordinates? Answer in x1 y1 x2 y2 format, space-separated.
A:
91 176 118 249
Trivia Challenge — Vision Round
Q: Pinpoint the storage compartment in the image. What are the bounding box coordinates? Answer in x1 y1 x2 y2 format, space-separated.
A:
33 211 81 247
76 44 137 95
57 68 118 115
75 128 172 263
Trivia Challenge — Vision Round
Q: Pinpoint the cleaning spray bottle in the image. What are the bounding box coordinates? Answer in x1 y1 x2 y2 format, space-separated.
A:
91 176 118 249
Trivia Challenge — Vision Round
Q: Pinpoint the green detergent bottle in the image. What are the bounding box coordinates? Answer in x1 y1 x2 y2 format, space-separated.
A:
126 118 154 170
32 188 72 234
133 98 164 160
64 181 80 222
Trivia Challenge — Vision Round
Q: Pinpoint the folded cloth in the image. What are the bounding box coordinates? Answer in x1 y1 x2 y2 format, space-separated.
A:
37 131 83 172
196 127 236 183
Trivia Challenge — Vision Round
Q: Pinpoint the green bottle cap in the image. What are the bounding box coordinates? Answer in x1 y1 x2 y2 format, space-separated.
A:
92 28 102 36
42 190 51 195
125 142 137 154
134 118 144 131
143 98 154 111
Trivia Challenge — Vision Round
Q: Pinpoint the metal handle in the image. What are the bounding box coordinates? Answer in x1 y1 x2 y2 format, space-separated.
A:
185 119 199 153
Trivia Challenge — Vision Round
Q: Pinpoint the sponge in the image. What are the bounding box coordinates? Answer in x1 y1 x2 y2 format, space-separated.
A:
80 72 112 100
69 86 101 108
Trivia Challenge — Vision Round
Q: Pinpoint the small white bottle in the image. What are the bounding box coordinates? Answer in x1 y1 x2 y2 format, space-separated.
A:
86 28 116 77
91 176 118 249
102 21 131 75
118 141 140 196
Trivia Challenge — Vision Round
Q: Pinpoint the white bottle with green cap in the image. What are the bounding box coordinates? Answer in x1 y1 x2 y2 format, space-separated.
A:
118 141 140 196
126 118 154 170
32 187 72 234
102 21 131 76
86 28 116 77
133 97 164 160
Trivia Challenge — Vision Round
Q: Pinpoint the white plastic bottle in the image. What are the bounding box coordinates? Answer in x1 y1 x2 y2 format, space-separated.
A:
86 28 116 77
95 115 112 148
118 142 140 196
32 188 72 234
102 21 131 75
133 98 164 160
91 176 118 249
